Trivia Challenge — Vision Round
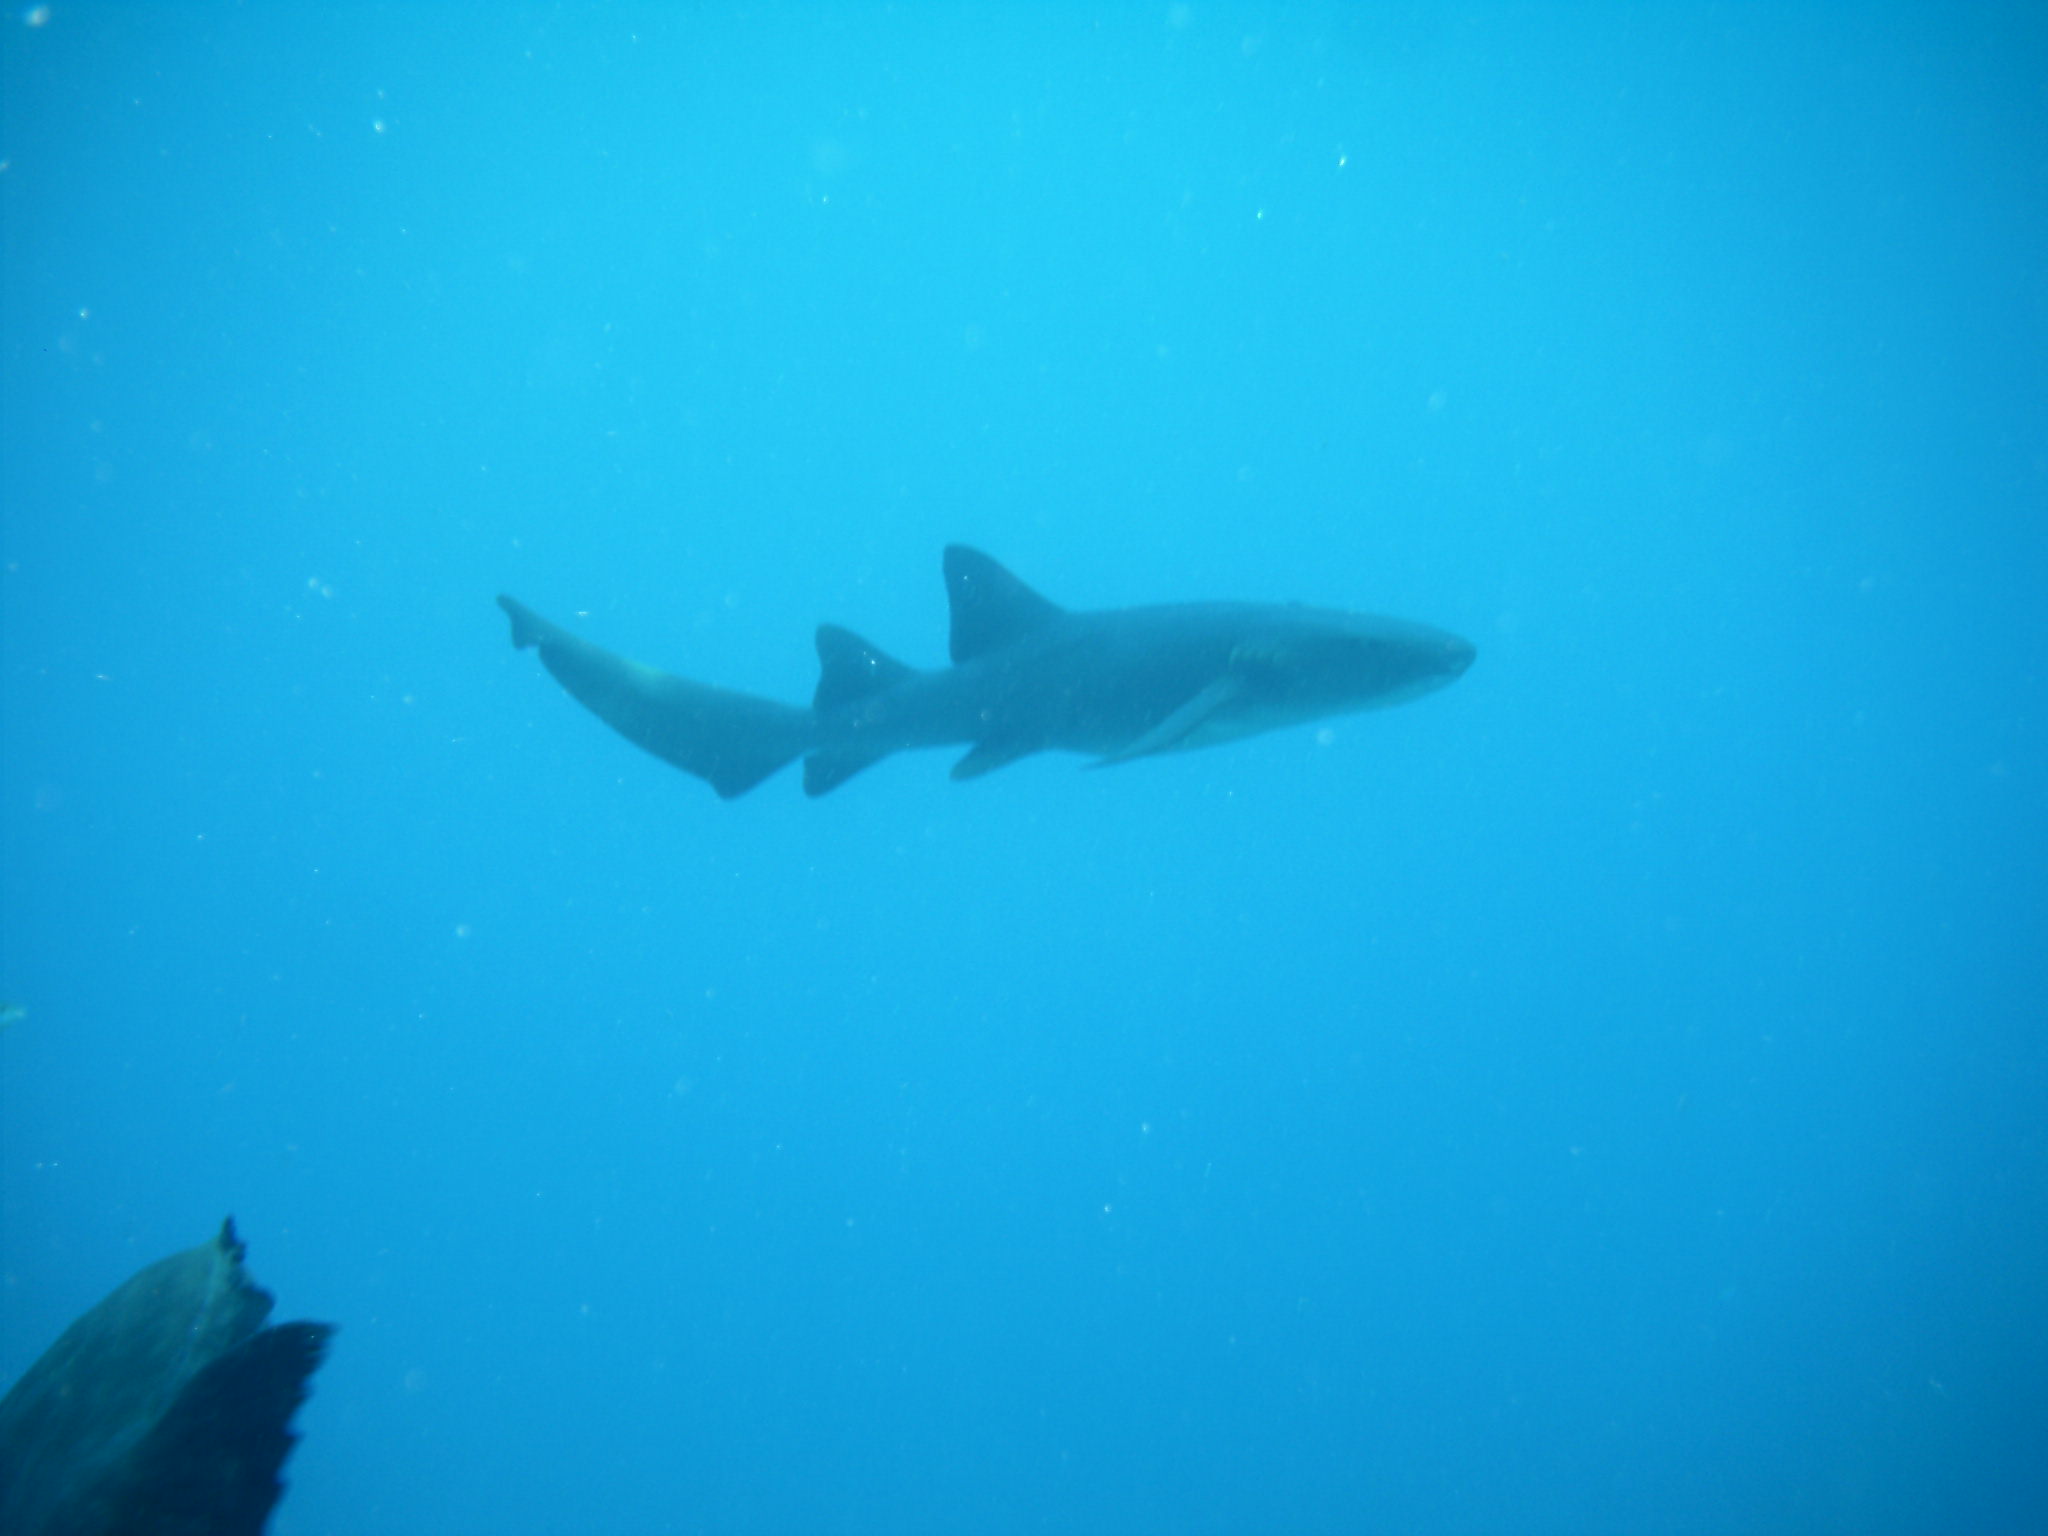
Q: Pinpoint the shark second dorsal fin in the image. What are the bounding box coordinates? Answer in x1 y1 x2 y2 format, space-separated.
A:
943 546 1064 665
813 624 915 714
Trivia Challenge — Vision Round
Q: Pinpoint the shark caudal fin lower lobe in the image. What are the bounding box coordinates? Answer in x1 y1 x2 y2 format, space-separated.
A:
675 690 814 799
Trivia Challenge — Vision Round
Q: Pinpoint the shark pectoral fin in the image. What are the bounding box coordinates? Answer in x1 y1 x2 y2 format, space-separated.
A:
1093 677 1244 767
951 738 1036 781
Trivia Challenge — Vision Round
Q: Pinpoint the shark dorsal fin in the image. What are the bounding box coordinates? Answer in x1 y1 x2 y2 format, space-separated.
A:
813 624 915 714
944 546 1064 664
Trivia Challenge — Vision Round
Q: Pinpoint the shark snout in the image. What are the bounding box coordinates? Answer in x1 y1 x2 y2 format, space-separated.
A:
1444 634 1477 677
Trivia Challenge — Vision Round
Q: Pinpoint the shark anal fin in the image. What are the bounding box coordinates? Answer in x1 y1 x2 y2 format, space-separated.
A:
951 738 1037 781
1093 677 1244 767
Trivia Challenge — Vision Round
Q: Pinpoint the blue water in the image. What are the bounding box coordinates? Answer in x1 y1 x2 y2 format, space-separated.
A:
3 6 2043 1533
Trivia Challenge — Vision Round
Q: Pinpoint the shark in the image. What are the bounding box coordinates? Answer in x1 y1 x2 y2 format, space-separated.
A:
498 545 1474 798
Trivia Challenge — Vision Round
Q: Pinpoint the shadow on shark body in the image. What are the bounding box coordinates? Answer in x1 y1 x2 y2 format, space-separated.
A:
500 545 1474 799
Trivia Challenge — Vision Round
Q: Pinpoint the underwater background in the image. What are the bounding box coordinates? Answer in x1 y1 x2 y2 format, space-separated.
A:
2 4 2044 1532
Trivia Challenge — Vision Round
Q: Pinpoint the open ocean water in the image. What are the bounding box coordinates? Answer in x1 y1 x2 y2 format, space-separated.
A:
2 5 2043 1533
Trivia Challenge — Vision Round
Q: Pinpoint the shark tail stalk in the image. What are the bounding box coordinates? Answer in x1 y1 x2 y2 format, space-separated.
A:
497 595 813 799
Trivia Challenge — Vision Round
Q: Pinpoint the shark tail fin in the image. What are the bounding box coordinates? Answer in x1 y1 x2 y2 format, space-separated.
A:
803 625 918 796
690 699 815 799
499 594 559 651
499 595 813 798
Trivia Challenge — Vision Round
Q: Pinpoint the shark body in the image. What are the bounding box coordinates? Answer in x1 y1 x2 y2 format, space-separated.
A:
499 545 1473 798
